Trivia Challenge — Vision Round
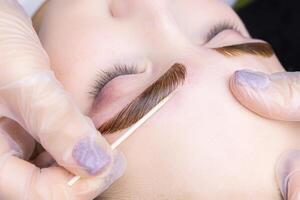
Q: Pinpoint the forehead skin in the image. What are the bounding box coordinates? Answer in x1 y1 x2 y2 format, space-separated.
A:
36 0 299 199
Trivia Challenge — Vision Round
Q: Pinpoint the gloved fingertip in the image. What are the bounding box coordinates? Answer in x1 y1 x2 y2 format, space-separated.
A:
232 69 270 90
72 136 112 176
276 150 300 200
69 150 126 197
102 150 127 191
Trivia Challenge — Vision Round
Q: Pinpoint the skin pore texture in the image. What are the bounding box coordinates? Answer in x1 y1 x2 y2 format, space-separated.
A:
33 0 300 199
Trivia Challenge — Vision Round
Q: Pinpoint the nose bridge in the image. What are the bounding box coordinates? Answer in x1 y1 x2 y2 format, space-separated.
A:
111 0 165 19
174 49 206 70
127 0 189 47
125 0 210 71
153 46 207 76
129 0 166 16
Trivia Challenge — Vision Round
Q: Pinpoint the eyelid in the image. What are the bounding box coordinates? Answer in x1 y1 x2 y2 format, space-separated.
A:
205 21 241 43
98 63 186 134
90 64 138 99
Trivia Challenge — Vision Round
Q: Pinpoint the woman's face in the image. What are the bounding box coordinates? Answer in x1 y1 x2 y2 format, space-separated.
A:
36 0 300 199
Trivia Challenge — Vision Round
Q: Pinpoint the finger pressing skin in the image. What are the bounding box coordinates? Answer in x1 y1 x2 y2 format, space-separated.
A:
230 70 300 121
0 0 126 178
0 150 126 200
0 72 119 177
0 0 126 177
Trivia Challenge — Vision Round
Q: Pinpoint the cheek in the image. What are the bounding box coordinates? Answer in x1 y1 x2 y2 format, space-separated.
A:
108 65 299 198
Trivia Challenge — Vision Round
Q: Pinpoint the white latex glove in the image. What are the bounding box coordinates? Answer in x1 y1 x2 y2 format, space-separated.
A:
229 69 300 200
0 0 126 199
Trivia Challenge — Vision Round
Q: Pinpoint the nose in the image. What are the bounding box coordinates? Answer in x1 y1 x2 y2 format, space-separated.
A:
110 0 222 76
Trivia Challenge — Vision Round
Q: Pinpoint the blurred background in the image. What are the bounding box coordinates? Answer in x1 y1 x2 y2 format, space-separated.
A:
235 0 300 71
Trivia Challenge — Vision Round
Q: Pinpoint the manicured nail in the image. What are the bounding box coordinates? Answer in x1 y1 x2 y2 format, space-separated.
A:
102 151 127 191
234 70 270 90
276 150 300 200
72 137 111 175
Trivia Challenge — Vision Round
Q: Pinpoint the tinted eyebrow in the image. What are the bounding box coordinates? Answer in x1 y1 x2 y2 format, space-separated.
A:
98 63 186 134
213 42 274 57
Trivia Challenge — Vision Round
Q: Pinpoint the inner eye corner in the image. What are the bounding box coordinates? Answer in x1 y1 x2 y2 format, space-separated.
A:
128 60 153 74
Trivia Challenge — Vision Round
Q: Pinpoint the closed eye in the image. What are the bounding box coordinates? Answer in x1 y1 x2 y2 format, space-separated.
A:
90 64 138 98
205 21 241 43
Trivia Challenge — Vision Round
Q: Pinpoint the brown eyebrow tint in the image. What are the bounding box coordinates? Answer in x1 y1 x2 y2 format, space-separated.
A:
214 42 274 57
99 63 186 134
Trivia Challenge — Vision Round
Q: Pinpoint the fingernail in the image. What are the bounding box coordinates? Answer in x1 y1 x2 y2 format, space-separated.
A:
102 151 127 191
72 137 111 175
234 70 270 90
276 150 300 200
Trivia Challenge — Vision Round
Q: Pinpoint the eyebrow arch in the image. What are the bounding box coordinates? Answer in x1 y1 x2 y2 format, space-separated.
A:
99 63 186 134
213 42 274 57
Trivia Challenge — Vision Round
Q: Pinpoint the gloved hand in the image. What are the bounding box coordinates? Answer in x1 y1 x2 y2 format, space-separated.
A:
229 69 300 200
0 0 126 199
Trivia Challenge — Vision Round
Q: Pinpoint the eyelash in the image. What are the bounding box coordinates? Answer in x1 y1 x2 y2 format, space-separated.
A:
89 22 239 98
206 21 240 42
90 64 138 98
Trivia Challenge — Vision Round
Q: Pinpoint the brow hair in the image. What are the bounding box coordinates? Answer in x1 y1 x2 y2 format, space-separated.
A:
99 63 186 134
214 42 274 57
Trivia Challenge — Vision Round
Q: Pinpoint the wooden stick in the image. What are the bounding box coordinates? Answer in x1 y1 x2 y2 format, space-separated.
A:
68 92 175 186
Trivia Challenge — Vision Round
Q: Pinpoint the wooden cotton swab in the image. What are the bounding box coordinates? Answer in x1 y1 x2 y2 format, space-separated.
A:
68 92 175 186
